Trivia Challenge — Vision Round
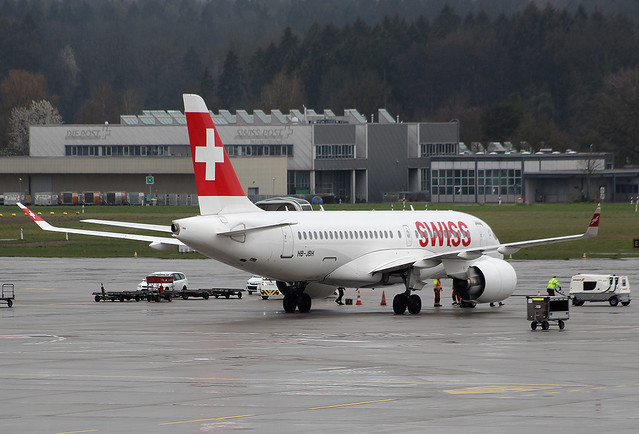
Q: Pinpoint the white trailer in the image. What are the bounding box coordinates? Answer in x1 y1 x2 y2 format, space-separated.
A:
569 274 631 306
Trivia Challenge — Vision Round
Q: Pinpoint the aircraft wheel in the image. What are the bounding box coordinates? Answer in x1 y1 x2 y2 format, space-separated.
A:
237 291 242 299
94 295 101 302
609 297 619 307
203 293 209 300
7 299 13 308
182 294 189 300
558 320 565 330
622 301 630 306
393 293 407 315
407 294 422 314
541 321 550 330
531 321 537 330
297 293 312 313
283 294 297 313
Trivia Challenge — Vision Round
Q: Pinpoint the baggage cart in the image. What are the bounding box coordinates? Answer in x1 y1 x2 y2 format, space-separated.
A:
1 284 15 307
177 288 243 300
527 295 570 330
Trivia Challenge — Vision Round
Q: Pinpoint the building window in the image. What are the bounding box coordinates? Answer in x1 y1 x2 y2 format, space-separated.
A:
315 144 354 159
421 143 458 156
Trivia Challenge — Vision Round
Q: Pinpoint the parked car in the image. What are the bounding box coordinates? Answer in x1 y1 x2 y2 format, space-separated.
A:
137 272 188 291
245 276 262 295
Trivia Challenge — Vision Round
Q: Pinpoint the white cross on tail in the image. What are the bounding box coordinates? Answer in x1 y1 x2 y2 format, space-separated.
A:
195 129 225 181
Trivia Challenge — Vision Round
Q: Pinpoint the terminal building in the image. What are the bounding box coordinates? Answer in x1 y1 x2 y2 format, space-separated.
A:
0 106 637 204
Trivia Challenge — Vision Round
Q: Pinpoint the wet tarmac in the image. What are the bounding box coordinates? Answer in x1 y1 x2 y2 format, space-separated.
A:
1 257 638 433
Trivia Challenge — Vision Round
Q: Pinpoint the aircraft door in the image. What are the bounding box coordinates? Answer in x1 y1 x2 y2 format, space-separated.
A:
403 225 412 247
281 225 294 258
475 222 486 246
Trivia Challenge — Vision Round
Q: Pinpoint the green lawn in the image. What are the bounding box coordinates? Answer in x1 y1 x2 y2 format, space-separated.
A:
1 202 635 259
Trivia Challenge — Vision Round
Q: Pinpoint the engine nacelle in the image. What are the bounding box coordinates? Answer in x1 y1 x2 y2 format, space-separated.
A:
452 257 517 303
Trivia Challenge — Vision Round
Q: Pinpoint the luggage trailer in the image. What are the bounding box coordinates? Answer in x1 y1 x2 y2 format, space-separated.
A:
93 277 243 302
1 284 15 308
527 295 570 330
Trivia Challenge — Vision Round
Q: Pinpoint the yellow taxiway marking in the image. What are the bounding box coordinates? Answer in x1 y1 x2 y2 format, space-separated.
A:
445 384 584 395
55 430 98 434
160 414 254 426
310 398 395 410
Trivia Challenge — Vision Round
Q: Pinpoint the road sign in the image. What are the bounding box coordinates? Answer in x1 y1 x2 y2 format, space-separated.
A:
146 175 154 185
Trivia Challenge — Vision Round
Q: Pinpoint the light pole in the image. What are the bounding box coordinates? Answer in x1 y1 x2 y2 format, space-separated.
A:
272 177 276 196
19 177 22 198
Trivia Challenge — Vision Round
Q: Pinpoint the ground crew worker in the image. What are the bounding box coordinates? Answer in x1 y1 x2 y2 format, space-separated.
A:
433 278 442 307
335 287 344 305
451 289 462 305
547 276 560 296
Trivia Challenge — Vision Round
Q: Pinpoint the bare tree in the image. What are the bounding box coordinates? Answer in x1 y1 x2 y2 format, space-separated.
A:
6 100 62 156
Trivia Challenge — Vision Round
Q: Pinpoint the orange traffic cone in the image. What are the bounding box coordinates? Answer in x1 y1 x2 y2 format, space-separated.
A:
380 291 387 306
356 290 362 305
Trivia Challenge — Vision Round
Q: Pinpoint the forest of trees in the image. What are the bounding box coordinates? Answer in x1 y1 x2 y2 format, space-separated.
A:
1 0 639 165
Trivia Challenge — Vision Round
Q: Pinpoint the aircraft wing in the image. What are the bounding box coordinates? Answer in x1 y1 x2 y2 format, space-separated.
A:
81 219 173 233
371 204 600 275
17 203 184 250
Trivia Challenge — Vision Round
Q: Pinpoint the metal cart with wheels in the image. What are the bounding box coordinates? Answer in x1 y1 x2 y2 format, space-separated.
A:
527 295 570 330
1 284 15 307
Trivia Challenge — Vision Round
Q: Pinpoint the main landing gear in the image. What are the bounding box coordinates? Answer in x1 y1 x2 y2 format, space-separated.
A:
282 292 312 313
393 291 422 315
393 269 423 315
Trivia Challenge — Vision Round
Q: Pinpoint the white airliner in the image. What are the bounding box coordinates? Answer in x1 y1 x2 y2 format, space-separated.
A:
18 94 600 314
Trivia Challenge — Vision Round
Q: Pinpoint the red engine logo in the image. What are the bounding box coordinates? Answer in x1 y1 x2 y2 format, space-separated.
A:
415 220 471 248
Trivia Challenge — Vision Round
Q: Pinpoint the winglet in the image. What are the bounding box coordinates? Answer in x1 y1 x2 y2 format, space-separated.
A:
18 202 56 231
584 203 600 238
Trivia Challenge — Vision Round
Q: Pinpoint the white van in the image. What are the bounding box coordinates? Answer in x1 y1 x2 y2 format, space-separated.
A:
569 274 631 306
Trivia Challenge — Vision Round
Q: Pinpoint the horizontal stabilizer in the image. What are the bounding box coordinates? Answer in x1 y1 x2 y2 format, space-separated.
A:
81 219 172 233
17 203 183 247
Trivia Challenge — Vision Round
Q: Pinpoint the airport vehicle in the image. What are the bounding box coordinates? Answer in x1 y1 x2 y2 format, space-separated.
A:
259 278 281 300
570 274 631 306
137 272 188 291
1 284 15 307
17 94 601 315
527 295 570 330
246 276 262 295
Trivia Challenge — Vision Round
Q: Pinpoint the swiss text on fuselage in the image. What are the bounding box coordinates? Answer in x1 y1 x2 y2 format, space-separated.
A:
415 220 471 247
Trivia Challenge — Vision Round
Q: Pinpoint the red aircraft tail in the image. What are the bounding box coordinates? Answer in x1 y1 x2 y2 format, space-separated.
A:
183 94 260 215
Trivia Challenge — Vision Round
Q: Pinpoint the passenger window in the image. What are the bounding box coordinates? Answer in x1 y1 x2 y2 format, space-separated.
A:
303 232 307 240
298 232 302 240
397 230 401 238
319 232 323 240
314 231 318 239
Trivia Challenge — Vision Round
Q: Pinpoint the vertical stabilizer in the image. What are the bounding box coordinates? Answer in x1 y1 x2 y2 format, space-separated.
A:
183 94 261 215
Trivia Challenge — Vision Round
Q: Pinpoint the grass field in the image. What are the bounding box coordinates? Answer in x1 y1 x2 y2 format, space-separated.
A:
0 202 636 260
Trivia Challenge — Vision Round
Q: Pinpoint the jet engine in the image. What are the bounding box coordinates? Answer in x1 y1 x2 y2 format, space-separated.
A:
451 256 517 303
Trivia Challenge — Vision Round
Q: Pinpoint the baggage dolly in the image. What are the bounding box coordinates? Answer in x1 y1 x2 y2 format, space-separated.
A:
1 284 15 307
527 295 570 330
